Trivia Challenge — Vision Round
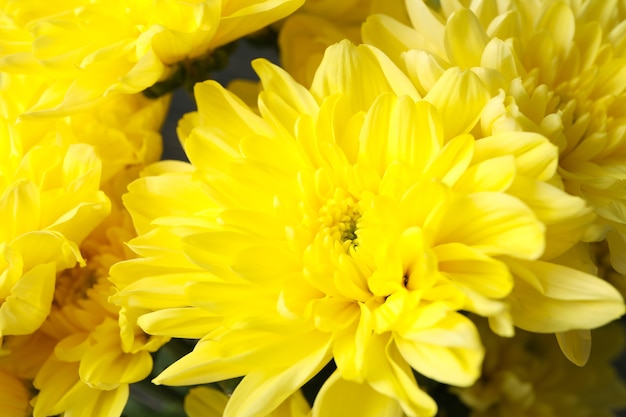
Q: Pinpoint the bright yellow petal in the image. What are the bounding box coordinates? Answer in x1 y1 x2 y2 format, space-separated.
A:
508 259 626 333
310 40 419 113
395 311 484 387
436 192 545 259
313 371 403 417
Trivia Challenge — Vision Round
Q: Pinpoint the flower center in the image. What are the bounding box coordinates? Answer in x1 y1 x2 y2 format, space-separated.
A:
318 189 361 252
53 266 99 307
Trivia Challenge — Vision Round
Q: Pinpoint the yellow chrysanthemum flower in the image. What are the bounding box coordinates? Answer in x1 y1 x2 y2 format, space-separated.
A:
111 40 623 417
0 0 304 115
0 119 110 337
455 320 626 417
185 387 310 417
362 0 626 274
26 205 168 417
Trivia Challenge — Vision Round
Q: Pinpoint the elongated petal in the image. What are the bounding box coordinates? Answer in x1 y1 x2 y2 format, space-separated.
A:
395 311 484 386
223 336 332 417
313 371 403 417
425 68 490 139
444 8 489 68
436 192 545 259
310 41 419 113
508 259 625 333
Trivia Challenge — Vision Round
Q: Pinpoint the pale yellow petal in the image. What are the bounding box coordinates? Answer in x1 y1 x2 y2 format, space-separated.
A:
444 8 489 68
424 68 490 139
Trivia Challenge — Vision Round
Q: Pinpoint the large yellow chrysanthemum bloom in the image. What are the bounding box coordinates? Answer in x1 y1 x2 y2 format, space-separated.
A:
0 0 304 115
454 320 626 417
111 40 623 416
185 387 310 417
0 120 109 337
362 0 626 275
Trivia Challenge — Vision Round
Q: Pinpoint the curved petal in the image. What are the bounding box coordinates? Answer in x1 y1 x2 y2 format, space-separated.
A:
507 259 625 333
394 311 484 387
313 371 403 417
424 68 490 139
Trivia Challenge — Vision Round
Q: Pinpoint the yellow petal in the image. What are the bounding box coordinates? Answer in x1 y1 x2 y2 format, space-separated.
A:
395 311 484 387
436 192 545 259
0 261 55 336
310 40 419 114
0 179 40 242
435 242 513 298
362 14 431 68
424 68 490 139
473 132 558 181
137 308 221 338
214 0 304 47
313 371 403 417
556 329 591 366
221 336 331 417
508 259 626 333
403 49 448 96
185 387 228 417
359 94 442 176
365 334 437 417
405 0 445 55
444 8 489 68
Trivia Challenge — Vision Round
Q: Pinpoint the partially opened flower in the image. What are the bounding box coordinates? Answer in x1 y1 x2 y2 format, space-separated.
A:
111 40 623 417
0 0 304 115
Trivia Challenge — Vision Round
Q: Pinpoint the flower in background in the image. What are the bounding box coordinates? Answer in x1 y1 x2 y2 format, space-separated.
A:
455 319 626 417
25 204 168 417
111 40 623 417
0 72 169 199
0 0 304 115
277 0 410 87
0 121 109 337
0 63 172 339
185 387 311 417
362 0 626 277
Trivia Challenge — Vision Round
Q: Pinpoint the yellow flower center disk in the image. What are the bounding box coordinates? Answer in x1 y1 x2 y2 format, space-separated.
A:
53 266 98 307
317 192 361 253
